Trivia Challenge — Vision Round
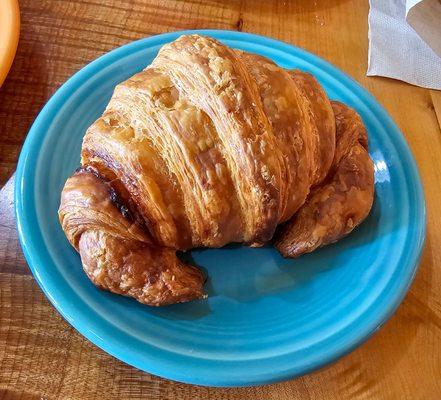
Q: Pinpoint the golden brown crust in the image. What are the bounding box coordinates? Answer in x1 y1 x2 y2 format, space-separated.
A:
80 36 338 250
290 70 336 186
275 101 374 257
59 171 205 306
59 34 375 305
59 170 150 249
79 231 205 306
238 53 313 222
151 35 284 245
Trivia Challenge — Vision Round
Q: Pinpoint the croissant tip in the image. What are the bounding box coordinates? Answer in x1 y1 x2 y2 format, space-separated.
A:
274 238 304 259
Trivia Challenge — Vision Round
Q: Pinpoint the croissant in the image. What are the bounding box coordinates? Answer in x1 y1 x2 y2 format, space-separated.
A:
59 35 374 306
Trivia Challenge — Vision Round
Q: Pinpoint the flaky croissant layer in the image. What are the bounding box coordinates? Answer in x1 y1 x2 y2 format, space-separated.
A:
59 35 374 306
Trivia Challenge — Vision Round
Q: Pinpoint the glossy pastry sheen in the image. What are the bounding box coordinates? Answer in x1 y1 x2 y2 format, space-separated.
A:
59 34 374 306
275 101 375 257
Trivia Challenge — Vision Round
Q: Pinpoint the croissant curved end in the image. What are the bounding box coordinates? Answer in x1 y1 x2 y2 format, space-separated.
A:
275 101 375 258
59 170 206 306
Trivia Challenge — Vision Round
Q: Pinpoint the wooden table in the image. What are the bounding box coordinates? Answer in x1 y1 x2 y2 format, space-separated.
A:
1 1 440 398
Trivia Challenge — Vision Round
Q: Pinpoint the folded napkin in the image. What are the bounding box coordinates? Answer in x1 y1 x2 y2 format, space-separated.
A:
368 0 441 90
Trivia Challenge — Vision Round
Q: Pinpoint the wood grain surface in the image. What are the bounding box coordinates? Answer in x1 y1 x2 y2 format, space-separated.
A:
1 0 440 399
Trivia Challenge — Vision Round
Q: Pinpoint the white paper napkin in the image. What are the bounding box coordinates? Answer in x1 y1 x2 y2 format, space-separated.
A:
368 0 441 90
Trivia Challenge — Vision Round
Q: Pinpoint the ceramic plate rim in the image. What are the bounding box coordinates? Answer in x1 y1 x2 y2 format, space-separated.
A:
14 29 426 387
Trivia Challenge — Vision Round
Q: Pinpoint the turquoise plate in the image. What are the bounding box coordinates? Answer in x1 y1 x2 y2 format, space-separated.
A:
15 30 426 387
